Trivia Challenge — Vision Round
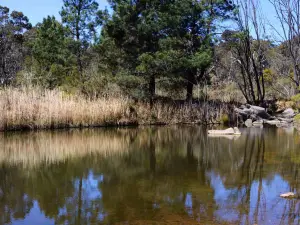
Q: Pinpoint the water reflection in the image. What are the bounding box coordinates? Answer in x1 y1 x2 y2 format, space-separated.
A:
0 127 299 224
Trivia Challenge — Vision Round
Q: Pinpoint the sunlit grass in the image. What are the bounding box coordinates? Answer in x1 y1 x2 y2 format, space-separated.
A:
0 87 128 130
0 87 232 131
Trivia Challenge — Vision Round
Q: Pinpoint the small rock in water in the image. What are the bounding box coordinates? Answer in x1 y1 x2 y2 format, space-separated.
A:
245 119 253 127
280 192 296 198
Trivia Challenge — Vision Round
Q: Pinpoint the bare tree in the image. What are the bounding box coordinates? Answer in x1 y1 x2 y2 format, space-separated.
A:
268 0 300 92
224 0 268 104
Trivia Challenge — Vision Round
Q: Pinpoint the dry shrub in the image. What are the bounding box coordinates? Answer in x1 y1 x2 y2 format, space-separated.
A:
136 101 233 125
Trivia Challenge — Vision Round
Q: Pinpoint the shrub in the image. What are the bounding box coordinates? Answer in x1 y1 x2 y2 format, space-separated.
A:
291 94 300 109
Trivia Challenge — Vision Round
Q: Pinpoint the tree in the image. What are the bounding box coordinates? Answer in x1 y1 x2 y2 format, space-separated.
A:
0 6 32 85
102 0 170 104
31 16 74 88
268 0 300 93
60 0 99 81
157 0 235 101
101 0 234 103
222 0 268 104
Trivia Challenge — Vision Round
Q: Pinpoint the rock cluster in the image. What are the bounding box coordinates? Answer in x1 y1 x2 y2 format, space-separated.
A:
234 104 296 128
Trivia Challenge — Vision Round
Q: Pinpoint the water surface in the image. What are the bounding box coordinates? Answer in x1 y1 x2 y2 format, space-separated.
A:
1 126 300 225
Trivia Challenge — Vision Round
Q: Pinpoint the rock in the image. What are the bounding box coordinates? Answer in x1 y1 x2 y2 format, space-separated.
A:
250 105 271 119
233 127 241 135
235 105 272 120
280 192 297 198
208 127 241 135
278 117 294 123
234 108 250 120
245 119 253 127
279 108 295 119
253 120 263 128
253 120 263 125
264 119 281 125
208 127 234 135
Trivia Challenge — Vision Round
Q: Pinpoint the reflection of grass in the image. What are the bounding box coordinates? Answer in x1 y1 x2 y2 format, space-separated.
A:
290 153 300 164
0 129 130 167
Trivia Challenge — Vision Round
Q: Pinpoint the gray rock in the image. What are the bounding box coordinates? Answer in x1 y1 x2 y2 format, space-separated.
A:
278 117 294 123
253 120 263 128
245 119 253 127
265 119 281 125
278 108 295 119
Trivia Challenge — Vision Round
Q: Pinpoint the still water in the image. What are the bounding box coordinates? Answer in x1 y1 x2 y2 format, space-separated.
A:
0 126 300 225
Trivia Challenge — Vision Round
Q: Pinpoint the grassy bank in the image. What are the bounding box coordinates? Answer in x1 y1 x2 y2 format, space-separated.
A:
0 87 234 131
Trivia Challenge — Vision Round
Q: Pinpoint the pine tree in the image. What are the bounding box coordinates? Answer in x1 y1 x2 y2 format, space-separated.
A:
60 0 99 79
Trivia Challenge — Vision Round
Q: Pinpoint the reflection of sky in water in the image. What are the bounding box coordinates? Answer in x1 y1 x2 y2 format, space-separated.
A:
9 169 300 225
209 171 298 225
185 193 193 217
58 171 106 223
74 170 103 200
12 201 54 225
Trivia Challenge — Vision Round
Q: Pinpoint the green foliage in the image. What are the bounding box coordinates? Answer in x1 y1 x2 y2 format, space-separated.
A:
60 0 99 43
294 114 300 123
33 16 70 67
60 0 100 79
220 113 230 125
291 94 300 109
101 0 235 101
115 72 147 99
0 6 32 85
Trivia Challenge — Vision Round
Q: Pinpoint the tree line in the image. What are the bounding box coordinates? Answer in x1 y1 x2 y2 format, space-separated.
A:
1 0 300 105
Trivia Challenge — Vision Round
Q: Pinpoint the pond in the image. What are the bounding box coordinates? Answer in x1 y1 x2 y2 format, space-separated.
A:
0 126 300 225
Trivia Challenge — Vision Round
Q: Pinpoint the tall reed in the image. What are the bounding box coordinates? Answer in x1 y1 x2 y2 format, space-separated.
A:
0 87 128 130
0 87 233 131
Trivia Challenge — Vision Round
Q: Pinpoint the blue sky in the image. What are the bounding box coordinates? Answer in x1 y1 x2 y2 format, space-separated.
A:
1 0 281 39
1 0 109 25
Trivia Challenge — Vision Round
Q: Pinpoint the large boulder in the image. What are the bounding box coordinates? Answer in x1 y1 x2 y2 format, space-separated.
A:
235 105 272 121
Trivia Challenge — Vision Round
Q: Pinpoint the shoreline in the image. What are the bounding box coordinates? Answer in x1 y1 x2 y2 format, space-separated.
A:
0 87 234 132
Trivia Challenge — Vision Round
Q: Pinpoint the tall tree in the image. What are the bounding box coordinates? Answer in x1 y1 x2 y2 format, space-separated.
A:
31 16 73 88
60 0 99 81
0 6 32 85
222 0 268 104
155 0 235 101
102 0 169 104
102 0 234 102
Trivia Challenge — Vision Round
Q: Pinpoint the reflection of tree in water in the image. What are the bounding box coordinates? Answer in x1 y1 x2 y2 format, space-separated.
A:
0 127 300 224
0 165 33 224
204 128 300 225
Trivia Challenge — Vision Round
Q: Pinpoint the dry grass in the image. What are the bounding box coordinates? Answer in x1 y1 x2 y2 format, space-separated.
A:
0 87 234 131
0 87 129 130
136 101 234 125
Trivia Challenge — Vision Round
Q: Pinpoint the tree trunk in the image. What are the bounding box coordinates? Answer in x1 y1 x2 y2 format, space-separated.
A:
149 138 156 174
149 74 155 107
77 177 82 225
186 71 194 102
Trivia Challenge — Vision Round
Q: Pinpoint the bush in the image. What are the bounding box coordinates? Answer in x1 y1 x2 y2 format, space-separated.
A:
291 94 300 109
